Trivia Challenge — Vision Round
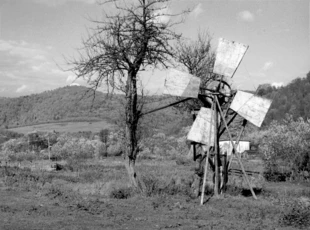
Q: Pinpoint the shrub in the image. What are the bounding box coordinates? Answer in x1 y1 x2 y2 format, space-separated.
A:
138 174 193 197
259 116 310 181
96 142 108 158
51 134 98 160
279 203 310 229
2 138 29 154
99 129 109 144
107 142 123 157
109 186 134 199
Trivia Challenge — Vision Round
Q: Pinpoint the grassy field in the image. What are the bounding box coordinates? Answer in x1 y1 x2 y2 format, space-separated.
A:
0 156 309 230
8 120 115 134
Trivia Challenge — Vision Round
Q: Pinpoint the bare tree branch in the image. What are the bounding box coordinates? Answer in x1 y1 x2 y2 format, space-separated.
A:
66 0 189 188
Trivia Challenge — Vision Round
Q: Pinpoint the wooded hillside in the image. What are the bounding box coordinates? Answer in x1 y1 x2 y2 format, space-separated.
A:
0 86 191 135
1 71 309 132
258 71 310 125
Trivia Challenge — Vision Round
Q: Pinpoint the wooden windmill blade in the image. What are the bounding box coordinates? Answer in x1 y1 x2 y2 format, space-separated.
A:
213 38 249 78
230 90 272 127
187 107 220 145
163 68 201 98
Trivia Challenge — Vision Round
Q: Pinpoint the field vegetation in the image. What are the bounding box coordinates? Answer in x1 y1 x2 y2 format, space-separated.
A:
0 0 309 225
0 114 310 229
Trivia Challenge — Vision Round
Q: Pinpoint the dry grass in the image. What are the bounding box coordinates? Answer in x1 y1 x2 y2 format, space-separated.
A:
0 157 309 229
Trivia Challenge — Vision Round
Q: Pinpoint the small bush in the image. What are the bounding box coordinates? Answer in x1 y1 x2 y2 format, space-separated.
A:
96 143 108 158
109 187 134 199
263 169 290 182
139 174 193 197
279 204 310 229
107 142 123 156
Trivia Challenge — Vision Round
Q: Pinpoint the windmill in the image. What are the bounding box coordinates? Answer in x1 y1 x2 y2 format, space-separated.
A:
161 38 272 204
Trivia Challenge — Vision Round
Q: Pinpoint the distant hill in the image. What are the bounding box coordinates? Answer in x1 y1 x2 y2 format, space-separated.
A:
0 86 123 128
258 71 310 125
0 86 191 135
2 70 309 135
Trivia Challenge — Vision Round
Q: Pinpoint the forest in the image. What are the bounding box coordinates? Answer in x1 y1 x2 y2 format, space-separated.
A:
259 71 310 125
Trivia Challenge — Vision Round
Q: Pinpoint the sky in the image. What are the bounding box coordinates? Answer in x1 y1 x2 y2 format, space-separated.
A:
0 0 309 97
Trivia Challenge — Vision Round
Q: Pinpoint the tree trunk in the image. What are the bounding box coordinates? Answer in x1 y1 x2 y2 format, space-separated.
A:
125 155 138 188
124 69 140 188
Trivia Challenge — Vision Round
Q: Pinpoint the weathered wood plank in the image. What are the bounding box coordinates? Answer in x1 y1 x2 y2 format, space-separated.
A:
213 38 248 78
163 69 201 98
230 91 272 127
187 107 218 145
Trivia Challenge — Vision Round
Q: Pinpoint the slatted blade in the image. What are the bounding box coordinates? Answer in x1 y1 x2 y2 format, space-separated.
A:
213 38 248 78
163 69 201 98
230 91 272 127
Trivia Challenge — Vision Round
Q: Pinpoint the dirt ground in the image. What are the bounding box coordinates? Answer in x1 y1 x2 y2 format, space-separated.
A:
0 159 309 230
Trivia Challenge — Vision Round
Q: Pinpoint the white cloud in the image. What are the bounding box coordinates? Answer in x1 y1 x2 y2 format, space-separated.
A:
262 61 274 71
237 11 255 22
66 75 77 83
0 39 70 96
190 3 204 18
16 85 28 93
70 83 80 86
271 82 284 88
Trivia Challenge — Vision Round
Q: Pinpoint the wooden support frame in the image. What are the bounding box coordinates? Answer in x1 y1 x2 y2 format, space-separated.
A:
139 97 191 117
215 96 257 199
200 100 215 205
227 119 247 169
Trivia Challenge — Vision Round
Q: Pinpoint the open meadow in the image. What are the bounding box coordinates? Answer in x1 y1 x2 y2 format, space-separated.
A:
8 120 115 134
1 117 310 229
0 153 310 229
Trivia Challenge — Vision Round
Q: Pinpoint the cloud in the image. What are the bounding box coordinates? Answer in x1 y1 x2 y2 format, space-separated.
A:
237 11 255 22
66 75 77 83
16 85 28 93
262 61 274 71
70 83 80 86
271 82 284 88
0 39 70 96
190 3 204 18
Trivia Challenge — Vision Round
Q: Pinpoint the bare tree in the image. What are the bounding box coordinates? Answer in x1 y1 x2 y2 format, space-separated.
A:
175 31 216 111
69 0 187 188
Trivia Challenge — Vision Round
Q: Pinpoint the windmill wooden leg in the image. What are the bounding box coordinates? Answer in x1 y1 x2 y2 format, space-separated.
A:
200 101 215 205
200 147 211 205
221 152 228 192
213 99 220 197
215 96 257 200
192 142 197 161
228 120 247 169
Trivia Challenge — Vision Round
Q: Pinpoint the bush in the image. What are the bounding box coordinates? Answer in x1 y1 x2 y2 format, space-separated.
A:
2 138 29 154
96 143 108 158
279 203 310 229
107 142 123 157
138 174 193 197
259 116 310 181
109 187 134 199
51 134 99 160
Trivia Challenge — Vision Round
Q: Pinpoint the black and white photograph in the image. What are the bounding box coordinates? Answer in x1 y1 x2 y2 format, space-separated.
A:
0 0 309 229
